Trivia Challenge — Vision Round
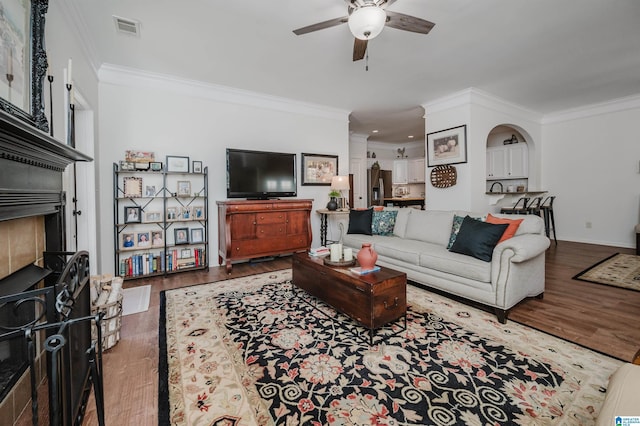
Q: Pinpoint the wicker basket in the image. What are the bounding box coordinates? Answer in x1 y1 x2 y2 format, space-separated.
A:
90 275 123 351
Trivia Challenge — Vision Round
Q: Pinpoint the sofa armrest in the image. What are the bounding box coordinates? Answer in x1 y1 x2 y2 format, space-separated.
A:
493 234 550 263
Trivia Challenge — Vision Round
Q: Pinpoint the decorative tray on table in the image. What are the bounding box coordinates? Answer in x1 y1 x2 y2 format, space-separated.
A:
323 257 356 267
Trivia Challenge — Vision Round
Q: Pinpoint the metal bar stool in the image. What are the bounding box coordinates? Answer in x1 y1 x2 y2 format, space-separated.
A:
526 196 544 216
539 196 557 244
500 196 530 215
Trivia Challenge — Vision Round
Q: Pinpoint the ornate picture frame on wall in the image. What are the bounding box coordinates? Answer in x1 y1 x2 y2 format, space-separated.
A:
301 153 338 186
427 125 468 167
0 0 49 132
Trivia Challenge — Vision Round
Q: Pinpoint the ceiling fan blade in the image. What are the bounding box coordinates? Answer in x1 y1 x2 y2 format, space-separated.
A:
293 16 348 35
353 38 368 61
385 10 435 34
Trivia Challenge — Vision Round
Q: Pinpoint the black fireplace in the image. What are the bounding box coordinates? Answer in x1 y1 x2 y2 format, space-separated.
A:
0 107 95 425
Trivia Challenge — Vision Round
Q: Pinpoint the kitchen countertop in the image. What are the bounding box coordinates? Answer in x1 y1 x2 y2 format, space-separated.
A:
383 197 425 201
485 191 547 195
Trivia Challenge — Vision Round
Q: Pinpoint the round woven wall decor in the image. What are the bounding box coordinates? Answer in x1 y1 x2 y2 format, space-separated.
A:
430 165 457 188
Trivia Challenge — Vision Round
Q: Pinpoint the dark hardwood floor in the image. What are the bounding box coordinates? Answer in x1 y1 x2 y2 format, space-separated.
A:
78 241 639 425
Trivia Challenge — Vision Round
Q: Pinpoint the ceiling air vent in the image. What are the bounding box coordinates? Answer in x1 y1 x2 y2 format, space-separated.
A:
113 16 140 36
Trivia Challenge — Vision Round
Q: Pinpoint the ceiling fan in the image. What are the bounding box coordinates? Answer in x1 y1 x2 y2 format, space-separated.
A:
293 0 435 61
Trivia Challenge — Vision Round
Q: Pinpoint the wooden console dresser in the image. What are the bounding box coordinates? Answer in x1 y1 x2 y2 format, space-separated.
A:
217 199 313 272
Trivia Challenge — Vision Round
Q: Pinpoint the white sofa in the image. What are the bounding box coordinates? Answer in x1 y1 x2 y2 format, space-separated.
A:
341 208 550 323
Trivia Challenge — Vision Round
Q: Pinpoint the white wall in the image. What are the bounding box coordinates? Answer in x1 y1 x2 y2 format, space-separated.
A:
542 98 640 247
96 66 349 274
423 89 543 213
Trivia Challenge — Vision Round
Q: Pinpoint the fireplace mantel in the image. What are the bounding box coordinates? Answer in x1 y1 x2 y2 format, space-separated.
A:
0 109 92 223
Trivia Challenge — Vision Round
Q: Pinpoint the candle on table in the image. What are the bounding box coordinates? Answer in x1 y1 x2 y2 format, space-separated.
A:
330 243 341 262
67 58 72 84
343 248 353 261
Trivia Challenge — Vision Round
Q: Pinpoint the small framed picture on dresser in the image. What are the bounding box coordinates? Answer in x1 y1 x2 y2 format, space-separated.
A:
192 161 203 173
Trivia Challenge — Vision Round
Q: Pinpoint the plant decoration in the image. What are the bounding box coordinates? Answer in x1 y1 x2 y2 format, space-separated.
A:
328 189 341 198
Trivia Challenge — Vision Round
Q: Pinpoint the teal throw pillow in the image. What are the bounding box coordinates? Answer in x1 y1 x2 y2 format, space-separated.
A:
372 210 398 236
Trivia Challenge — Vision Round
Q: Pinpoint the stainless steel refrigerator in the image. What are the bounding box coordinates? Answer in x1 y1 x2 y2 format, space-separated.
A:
367 168 392 206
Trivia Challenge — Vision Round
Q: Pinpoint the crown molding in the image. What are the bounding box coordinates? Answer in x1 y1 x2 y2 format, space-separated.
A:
423 88 543 123
542 93 640 124
98 64 350 123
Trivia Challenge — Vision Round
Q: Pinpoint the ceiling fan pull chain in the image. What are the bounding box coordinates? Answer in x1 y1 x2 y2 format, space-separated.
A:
365 44 370 71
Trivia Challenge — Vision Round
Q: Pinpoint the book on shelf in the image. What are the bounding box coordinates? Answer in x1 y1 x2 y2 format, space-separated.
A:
309 246 330 257
349 266 381 275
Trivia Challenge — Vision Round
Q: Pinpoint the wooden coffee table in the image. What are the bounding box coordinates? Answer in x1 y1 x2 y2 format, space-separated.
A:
291 252 407 344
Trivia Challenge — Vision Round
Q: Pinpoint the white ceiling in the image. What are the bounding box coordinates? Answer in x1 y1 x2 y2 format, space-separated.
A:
65 0 640 144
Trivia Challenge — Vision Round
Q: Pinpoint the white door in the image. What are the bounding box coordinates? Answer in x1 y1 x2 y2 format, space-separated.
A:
63 92 98 274
349 158 366 209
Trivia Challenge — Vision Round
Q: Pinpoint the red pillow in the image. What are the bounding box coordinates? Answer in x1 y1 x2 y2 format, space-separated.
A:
486 214 523 243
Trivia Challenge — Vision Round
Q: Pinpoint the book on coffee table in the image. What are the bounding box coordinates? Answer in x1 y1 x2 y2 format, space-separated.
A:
349 266 381 275
309 246 330 257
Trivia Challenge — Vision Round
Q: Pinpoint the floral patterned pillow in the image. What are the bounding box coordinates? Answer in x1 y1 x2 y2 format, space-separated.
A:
372 210 398 236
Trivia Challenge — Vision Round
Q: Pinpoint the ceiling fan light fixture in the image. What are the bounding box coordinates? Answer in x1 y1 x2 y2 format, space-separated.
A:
348 6 386 40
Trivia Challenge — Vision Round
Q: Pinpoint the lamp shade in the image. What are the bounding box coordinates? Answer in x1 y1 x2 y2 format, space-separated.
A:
331 175 350 190
348 5 386 40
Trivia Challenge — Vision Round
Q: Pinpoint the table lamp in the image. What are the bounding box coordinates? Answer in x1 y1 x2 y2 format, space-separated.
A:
331 175 350 210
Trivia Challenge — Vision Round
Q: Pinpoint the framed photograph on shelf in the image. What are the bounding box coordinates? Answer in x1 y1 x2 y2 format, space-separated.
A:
126 151 155 163
121 233 136 249
145 185 156 197
181 206 192 220
151 231 164 247
145 211 162 222
166 155 190 173
137 232 151 247
180 248 192 258
166 206 179 221
177 181 191 196
190 228 204 244
119 161 135 171
301 153 338 186
150 162 163 171
193 205 204 219
124 206 141 223
426 125 468 167
174 228 189 245
192 161 203 173
123 177 143 198
134 162 150 171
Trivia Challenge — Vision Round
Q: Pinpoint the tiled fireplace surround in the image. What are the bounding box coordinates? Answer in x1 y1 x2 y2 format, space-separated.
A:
0 216 47 423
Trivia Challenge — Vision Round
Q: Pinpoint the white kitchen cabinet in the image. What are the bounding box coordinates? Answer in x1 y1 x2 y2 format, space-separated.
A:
407 158 425 183
507 144 528 178
486 144 528 180
392 160 408 184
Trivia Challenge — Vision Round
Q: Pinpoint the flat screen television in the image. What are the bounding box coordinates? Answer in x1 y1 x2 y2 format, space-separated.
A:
226 148 297 199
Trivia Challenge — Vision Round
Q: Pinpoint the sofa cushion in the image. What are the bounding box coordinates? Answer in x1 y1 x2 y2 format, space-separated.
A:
418 245 492 283
372 237 423 265
486 214 524 243
405 210 454 246
449 216 508 262
392 208 413 238
372 210 398 236
347 208 373 235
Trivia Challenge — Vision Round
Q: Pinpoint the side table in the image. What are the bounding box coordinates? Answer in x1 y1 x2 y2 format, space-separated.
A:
316 209 349 246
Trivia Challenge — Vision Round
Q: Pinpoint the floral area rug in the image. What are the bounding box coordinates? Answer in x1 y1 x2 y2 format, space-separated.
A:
159 269 621 425
573 253 640 292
